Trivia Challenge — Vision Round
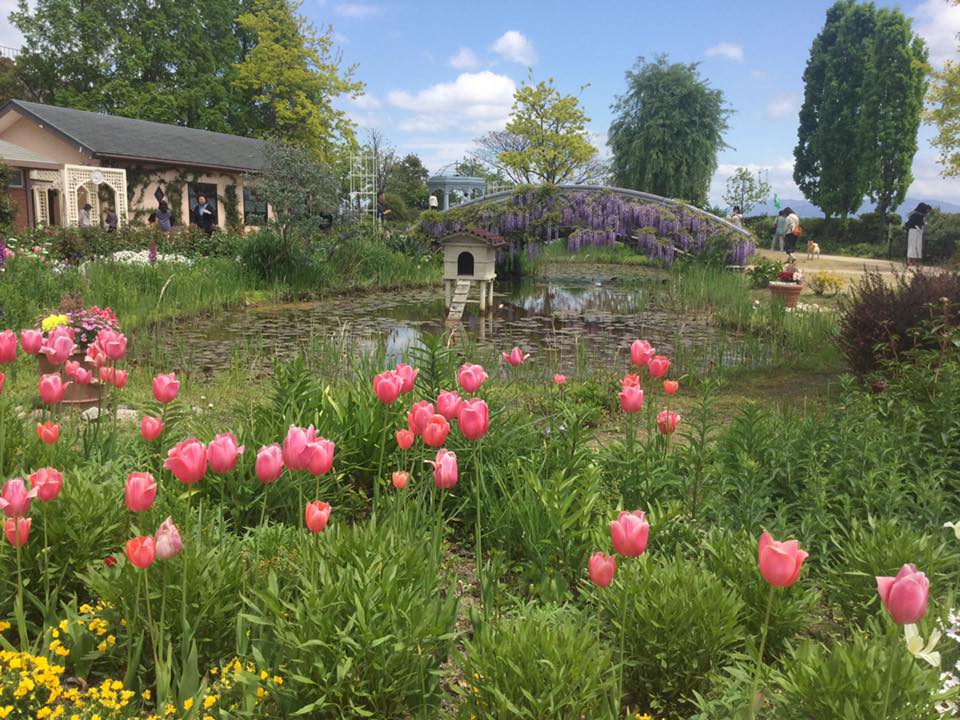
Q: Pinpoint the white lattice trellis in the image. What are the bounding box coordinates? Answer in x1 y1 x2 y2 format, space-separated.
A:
29 169 62 227
63 165 128 227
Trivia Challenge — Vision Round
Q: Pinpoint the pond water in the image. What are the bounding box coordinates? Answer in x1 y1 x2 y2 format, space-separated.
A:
152 266 733 376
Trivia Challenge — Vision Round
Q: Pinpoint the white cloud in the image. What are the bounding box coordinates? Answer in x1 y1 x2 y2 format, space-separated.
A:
334 3 384 19
400 139 477 175
449 47 480 70
705 42 744 63
905 152 960 202
350 93 381 110
765 92 800 121
912 0 960 68
387 71 516 133
491 30 537 66
0 0 27 48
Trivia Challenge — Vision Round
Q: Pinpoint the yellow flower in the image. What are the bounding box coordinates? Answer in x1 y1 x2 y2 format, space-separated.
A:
183 698 194 710
142 690 151 701
0 621 10 632
41 314 69 333
202 695 217 709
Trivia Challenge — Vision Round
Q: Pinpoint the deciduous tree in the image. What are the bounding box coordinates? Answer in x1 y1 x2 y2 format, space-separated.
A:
927 0 960 178
722 168 771 216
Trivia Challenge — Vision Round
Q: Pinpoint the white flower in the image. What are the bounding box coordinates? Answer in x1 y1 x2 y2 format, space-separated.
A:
905 623 942 668
944 521 960 541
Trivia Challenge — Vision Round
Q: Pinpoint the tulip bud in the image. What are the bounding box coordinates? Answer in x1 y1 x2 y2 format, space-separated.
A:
588 551 617 587
757 531 808 588
305 500 331 533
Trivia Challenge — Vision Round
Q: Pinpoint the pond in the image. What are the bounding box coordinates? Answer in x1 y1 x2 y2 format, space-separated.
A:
147 266 743 376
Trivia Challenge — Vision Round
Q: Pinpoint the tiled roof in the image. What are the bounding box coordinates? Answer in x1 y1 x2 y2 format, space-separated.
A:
443 227 506 247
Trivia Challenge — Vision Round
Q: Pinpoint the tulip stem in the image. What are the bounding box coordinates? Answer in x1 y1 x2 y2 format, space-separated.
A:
748 585 775 720
15 540 27 651
880 627 897 720
374 407 388 522
617 571 628 715
0 396 7 474
473 443 485 620
259 486 269 527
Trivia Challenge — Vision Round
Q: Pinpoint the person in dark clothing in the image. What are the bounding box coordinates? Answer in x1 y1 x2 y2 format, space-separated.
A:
192 194 215 235
104 207 118 232
156 201 173 232
905 202 932 266
376 191 391 222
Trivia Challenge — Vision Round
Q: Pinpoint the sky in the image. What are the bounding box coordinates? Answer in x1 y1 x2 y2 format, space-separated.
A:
2 0 959 205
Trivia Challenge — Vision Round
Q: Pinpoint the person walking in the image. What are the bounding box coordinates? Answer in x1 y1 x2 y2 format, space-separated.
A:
771 209 787 251
782 207 801 259
905 202 932 267
78 203 93 228
104 206 118 232
156 200 173 232
728 206 744 226
192 194 215 236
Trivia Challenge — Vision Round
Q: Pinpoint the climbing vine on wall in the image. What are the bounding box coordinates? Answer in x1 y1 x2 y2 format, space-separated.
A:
222 183 241 229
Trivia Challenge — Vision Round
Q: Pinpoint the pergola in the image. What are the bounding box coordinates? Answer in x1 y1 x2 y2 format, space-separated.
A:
427 174 486 211
30 164 128 228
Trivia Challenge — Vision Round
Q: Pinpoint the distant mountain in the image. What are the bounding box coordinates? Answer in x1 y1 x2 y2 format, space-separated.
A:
750 196 960 218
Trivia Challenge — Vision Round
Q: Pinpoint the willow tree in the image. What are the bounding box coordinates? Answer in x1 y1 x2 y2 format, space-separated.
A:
608 55 730 206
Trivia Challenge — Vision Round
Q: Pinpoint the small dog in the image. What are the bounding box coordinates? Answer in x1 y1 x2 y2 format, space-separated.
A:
806 240 821 260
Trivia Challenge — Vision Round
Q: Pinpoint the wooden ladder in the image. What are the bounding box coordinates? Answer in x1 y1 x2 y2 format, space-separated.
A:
446 279 472 322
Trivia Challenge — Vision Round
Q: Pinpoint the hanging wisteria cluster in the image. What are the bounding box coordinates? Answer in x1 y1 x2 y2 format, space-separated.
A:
418 187 756 269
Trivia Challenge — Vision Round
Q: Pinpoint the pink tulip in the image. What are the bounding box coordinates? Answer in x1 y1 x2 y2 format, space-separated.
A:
396 429 415 450
38 373 64 405
75 368 93 385
502 346 530 367
647 355 670 379
4 516 30 547
0 330 17 364
407 401 435 436
553 374 567 386
663 379 679 396
373 370 404 405
125 536 156 569
152 373 180 404
618 385 644 414
29 468 63 502
305 437 335 477
41 333 75 365
757 531 808 588
610 510 649 557
395 363 419 394
1 478 38 518
154 517 183 560
19 329 43 355
458 398 489 442
877 564 929 625
85 342 108 368
141 416 165 442
392 471 409 490
430 449 458 489
422 415 451 448
630 339 655 368
656 410 680 435
282 424 318 471
457 363 488 394
621 373 641 388
588 551 617 587
305 500 331 533
255 444 284 484
36 422 60 445
125 472 157 512
164 438 208 485
208 432 245 475
97 329 128 361
110 369 128 389
436 390 462 420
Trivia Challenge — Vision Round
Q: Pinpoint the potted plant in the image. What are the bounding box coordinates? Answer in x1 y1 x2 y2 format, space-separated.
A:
767 265 804 308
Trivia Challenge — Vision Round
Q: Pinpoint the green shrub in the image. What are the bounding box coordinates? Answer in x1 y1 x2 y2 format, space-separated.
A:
747 256 783 288
238 227 313 283
456 604 616 719
925 209 960 260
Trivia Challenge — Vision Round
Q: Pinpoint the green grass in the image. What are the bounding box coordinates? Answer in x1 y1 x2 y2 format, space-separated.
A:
538 240 655 266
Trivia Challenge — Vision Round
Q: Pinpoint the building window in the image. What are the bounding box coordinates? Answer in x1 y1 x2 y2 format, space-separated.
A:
8 168 24 188
187 183 219 226
243 186 268 226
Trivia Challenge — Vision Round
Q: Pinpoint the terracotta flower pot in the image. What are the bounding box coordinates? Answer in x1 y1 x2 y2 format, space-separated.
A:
38 352 102 411
768 282 803 308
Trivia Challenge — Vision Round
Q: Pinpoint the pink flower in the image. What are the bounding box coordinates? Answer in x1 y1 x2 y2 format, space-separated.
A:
29 468 63 502
630 339 655 368
125 472 157 513
282 424 318 471
208 432 245 475
436 390 462 420
457 363 488 394
305 500 331 533
154 517 183 560
19 329 43 355
553 374 567 386
458 398 489 442
255 444 284 484
40 333 75 366
502 346 530 367
395 363 419 394
85 343 108 368
38 373 65 405
125 536 156 569
305 437 335 477
72 364 93 385
141 416 165 442
1 478 38 518
430 449 458 489
422 415 451 448
618 385 644 414
109 369 128 389
877 564 929 625
395 429 415 450
0 330 18 364
392 471 409 490
164 438 208 485
97 329 128 361
656 410 680 435
588 552 617 587
407 401 435 436
757 531 808 588
621 373 641 388
647 355 670 379
610 510 649 557
4 517 30 547
663 379 679 396
36 422 60 445
152 373 180 404
373 370 404 405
